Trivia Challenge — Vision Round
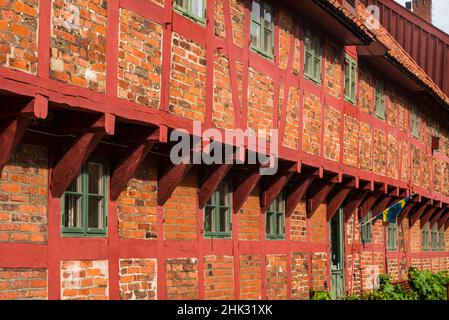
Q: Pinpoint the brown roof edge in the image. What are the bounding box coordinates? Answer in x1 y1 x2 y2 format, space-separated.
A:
313 0 374 45
320 0 449 110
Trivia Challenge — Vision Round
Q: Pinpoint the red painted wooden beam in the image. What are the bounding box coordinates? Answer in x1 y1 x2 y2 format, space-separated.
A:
110 128 164 201
157 162 193 206
307 182 336 218
438 210 449 229
397 201 416 224
327 187 351 221
371 196 394 217
0 96 48 173
198 164 233 209
359 191 382 218
344 189 369 222
420 207 438 226
233 170 262 213
261 168 295 212
285 176 314 217
410 204 428 227
51 131 106 197
429 208 446 228
0 116 31 173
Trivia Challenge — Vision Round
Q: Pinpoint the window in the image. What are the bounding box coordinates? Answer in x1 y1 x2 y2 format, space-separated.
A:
174 0 206 24
204 182 232 238
62 158 108 237
431 224 439 251
422 222 430 251
387 220 398 251
265 193 285 239
361 211 372 244
439 226 445 251
374 81 386 119
304 30 322 83
250 0 274 58
411 107 420 139
344 55 357 104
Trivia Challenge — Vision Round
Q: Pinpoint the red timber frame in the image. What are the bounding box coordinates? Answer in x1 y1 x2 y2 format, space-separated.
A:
0 0 449 300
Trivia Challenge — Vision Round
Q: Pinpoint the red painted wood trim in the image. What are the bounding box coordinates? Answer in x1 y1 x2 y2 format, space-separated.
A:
327 187 351 220
106 0 120 97
420 207 438 226
308 182 336 218
50 131 105 198
344 189 369 222
429 208 446 228
261 171 294 212
0 116 32 173
37 0 51 78
198 164 232 209
285 177 314 218
410 204 428 227
157 163 193 206
110 140 156 201
160 0 174 112
233 170 262 213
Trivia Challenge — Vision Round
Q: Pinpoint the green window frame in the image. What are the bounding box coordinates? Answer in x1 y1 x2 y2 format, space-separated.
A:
411 107 420 139
204 182 232 238
361 211 372 244
422 222 430 251
304 30 322 84
62 157 108 237
374 81 386 120
344 55 357 104
173 0 206 25
387 220 398 251
439 226 445 251
265 192 285 240
431 224 439 251
250 0 274 59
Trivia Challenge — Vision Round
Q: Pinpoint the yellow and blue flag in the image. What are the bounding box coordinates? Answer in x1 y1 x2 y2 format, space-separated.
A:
377 193 415 223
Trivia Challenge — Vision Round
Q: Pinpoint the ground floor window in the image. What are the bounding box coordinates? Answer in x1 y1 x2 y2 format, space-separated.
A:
204 182 232 238
361 211 372 244
422 222 430 251
265 193 285 240
62 157 108 237
387 220 398 251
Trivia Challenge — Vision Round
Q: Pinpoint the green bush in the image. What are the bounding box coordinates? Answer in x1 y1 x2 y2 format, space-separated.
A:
337 268 449 300
310 289 333 300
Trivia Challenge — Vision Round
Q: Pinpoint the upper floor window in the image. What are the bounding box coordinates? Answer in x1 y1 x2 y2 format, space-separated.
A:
422 222 430 251
304 30 322 83
344 55 357 104
250 0 274 59
411 106 420 139
361 211 372 244
374 81 386 119
387 220 398 251
62 158 108 237
266 192 285 240
204 182 232 238
174 0 206 24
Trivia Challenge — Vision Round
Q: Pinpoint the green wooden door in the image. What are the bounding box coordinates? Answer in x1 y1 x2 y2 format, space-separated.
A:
330 208 345 299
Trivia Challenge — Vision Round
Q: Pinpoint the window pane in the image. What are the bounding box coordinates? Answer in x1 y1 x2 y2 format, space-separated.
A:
191 0 204 19
219 183 228 207
88 162 103 195
175 0 188 10
263 4 272 26
88 196 104 229
351 82 356 101
266 212 273 235
204 206 215 232
304 33 312 53
64 194 82 228
305 52 312 76
251 22 261 48
275 213 283 236
219 207 229 233
251 0 261 21
263 28 273 54
67 174 82 193
313 57 321 80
